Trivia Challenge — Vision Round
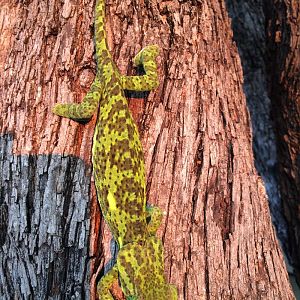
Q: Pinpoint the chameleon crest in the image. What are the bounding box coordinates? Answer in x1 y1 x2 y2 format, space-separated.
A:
53 0 177 299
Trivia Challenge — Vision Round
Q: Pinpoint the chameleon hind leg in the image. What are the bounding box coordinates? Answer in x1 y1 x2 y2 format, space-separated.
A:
146 206 163 236
121 45 159 92
117 237 177 300
97 264 119 300
52 75 102 120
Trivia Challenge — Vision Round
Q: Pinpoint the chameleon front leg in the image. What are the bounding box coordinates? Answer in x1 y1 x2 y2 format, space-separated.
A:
97 264 119 300
52 75 102 121
121 45 159 92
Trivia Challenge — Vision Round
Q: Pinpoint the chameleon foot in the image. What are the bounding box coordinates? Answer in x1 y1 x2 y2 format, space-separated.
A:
133 45 159 66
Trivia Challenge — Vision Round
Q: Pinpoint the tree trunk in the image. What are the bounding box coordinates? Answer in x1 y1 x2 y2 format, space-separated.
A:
265 0 300 286
0 0 295 300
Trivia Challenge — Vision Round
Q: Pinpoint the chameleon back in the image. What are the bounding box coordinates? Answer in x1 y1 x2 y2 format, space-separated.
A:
91 0 150 248
92 73 149 247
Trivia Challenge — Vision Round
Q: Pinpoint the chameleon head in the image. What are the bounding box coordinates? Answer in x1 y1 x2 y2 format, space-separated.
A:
117 236 178 299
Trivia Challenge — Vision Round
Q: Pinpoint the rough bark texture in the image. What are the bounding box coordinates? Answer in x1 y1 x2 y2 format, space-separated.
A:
0 134 92 298
265 0 300 286
0 0 296 300
0 0 97 298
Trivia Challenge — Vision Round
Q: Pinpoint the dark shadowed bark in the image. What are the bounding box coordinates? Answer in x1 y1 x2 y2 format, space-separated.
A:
264 0 300 287
0 0 295 299
225 0 288 245
225 0 300 296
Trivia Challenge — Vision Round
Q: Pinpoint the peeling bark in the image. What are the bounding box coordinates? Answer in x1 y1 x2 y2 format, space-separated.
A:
0 0 295 299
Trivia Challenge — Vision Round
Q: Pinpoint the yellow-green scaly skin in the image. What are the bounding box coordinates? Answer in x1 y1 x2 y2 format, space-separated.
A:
52 1 177 299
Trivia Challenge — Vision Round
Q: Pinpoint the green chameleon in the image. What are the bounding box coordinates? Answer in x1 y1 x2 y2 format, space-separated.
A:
52 0 177 299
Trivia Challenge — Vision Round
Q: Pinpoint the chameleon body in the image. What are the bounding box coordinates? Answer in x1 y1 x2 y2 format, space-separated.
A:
52 0 177 299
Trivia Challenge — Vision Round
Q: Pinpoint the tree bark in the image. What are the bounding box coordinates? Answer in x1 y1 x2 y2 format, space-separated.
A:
0 0 295 300
265 0 300 286
225 0 289 245
0 0 96 298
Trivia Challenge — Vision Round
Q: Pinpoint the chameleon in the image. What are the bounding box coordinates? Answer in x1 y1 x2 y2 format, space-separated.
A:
52 0 177 299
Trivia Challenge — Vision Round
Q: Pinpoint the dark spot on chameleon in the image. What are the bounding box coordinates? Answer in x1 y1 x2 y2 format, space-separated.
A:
119 253 126 263
135 275 142 286
110 85 121 96
138 255 146 266
117 198 143 217
129 148 136 158
117 116 126 124
122 158 132 170
101 49 108 57
97 31 105 41
126 123 135 137
131 162 140 174
110 148 116 156
120 139 130 150
127 267 134 279
108 73 118 85
120 178 139 194
106 100 127 121
107 123 116 131
121 255 130 265
102 57 111 66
